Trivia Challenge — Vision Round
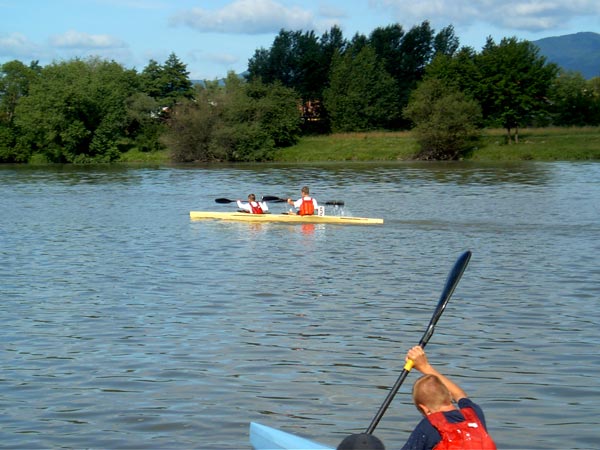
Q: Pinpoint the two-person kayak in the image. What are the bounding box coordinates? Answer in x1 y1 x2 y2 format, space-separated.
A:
189 211 384 225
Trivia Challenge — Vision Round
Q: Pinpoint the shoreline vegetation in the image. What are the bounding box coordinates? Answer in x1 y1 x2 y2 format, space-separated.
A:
117 127 600 164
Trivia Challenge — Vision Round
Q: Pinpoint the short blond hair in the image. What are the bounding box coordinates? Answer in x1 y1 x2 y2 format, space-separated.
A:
412 374 452 414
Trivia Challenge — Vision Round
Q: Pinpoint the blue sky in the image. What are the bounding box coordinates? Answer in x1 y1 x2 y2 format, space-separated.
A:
1 0 599 80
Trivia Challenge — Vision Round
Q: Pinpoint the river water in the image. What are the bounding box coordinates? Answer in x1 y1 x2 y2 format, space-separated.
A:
1 161 599 449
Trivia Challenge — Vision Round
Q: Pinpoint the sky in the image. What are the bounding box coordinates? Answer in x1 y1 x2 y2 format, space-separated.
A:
1 0 599 80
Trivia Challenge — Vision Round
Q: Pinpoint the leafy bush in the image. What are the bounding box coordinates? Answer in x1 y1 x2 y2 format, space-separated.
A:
404 78 481 160
164 75 301 162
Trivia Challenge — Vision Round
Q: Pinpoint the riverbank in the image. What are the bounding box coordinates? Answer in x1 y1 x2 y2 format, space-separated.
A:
119 127 600 163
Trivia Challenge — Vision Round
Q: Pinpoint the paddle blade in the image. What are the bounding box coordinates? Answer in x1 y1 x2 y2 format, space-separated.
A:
215 198 235 204
365 250 472 434
325 200 345 206
419 250 471 348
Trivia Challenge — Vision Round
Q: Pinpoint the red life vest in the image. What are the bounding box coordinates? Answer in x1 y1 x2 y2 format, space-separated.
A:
249 201 264 214
428 407 497 450
298 197 315 216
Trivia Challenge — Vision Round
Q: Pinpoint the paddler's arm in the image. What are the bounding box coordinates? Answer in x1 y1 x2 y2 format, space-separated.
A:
406 346 468 402
237 200 250 212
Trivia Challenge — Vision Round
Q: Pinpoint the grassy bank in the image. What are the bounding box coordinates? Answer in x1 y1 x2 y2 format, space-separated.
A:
273 127 600 162
467 127 600 161
273 131 420 162
119 127 600 163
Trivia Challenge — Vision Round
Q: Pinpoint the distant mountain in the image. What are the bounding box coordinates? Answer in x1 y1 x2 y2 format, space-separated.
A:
532 32 600 79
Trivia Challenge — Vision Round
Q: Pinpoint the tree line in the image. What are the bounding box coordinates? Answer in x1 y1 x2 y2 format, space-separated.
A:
1 21 599 163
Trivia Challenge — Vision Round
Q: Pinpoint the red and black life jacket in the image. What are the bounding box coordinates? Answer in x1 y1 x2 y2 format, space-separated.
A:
428 407 497 450
249 201 264 214
298 197 315 216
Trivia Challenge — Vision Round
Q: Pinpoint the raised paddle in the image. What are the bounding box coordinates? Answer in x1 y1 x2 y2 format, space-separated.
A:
262 195 345 206
365 250 472 434
215 198 238 204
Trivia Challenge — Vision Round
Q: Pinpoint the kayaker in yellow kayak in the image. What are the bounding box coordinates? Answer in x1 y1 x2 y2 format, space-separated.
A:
287 186 319 215
237 194 268 214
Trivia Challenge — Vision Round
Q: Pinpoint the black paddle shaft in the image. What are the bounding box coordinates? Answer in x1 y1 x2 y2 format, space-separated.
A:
262 195 345 206
365 250 472 434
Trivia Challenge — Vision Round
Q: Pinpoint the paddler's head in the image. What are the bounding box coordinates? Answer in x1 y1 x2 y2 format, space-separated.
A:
412 374 453 415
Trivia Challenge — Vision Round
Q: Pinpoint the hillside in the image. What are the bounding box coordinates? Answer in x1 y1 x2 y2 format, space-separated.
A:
533 32 600 79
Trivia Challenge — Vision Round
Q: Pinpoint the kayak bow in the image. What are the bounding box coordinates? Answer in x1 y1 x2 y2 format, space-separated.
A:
250 422 334 450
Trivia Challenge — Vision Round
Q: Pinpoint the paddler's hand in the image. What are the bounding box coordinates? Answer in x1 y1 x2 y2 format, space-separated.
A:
406 346 432 373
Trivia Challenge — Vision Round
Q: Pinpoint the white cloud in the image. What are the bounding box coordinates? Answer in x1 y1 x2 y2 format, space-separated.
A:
49 30 127 49
372 0 600 32
170 0 316 34
0 32 42 59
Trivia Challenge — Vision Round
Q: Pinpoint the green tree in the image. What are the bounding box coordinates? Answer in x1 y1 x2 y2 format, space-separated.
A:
140 53 193 106
162 83 224 162
368 23 405 79
324 45 399 132
393 21 434 107
433 25 460 57
247 27 347 131
549 71 600 126
161 53 194 102
475 37 559 142
14 57 138 163
124 92 166 152
0 60 40 125
164 73 301 162
403 78 482 160
247 28 342 100
140 59 163 98
368 21 449 128
425 46 479 94
0 60 41 162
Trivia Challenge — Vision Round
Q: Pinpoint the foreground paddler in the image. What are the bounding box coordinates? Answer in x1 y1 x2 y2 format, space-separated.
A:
250 251 492 449
399 346 496 450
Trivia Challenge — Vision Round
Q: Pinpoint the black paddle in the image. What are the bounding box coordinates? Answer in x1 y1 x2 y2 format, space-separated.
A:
262 195 345 206
261 196 288 203
365 250 472 434
215 198 238 204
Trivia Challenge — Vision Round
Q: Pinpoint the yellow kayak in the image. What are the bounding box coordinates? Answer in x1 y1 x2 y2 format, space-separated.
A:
189 211 383 225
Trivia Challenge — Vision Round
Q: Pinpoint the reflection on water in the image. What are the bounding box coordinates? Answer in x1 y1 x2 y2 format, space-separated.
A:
1 161 599 449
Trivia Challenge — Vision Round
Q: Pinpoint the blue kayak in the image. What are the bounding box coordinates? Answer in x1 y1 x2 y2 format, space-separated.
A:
250 422 334 450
